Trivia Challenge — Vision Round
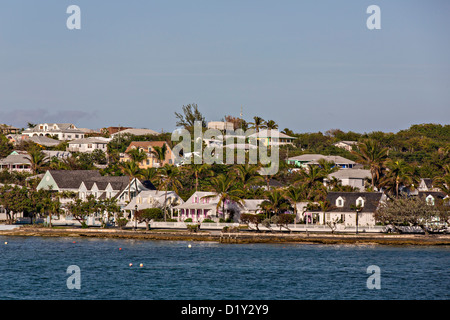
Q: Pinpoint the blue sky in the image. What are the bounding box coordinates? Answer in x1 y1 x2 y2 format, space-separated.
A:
0 0 449 134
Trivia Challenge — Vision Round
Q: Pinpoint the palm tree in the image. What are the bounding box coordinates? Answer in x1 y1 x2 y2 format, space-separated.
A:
203 173 244 221
158 164 182 221
248 116 266 132
119 160 141 201
434 172 450 197
351 139 388 191
318 200 335 225
184 162 213 192
317 159 339 176
265 120 278 130
294 164 327 200
138 167 158 187
283 186 306 220
150 144 168 167
126 148 147 165
234 164 264 191
381 159 417 198
25 148 49 175
259 188 291 218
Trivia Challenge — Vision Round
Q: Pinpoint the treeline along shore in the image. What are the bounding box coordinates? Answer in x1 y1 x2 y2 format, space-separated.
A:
1 226 450 246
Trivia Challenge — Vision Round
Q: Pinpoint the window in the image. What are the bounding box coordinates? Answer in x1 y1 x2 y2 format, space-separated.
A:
426 195 435 206
88 144 92 149
336 197 344 207
356 197 365 207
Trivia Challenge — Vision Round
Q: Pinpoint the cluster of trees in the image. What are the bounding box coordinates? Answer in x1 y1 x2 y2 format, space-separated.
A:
375 196 449 234
0 185 61 225
351 139 450 199
0 183 123 228
1 104 449 231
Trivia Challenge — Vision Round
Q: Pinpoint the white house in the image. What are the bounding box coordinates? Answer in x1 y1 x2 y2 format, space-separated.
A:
303 192 386 227
207 121 234 131
22 123 85 141
67 137 109 153
248 129 296 147
0 152 32 173
122 190 184 220
325 168 371 191
287 154 356 169
333 141 358 152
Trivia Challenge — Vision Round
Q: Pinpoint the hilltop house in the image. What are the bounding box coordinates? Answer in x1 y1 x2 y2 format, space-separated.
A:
22 123 85 141
248 129 296 147
0 124 20 135
0 152 32 173
111 128 159 138
207 121 234 131
287 154 356 169
333 141 358 152
6 135 61 148
120 141 175 168
67 137 109 153
325 168 371 191
303 192 386 227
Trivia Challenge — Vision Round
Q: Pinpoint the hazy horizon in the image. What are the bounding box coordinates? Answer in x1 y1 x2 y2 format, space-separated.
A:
1 1 449 134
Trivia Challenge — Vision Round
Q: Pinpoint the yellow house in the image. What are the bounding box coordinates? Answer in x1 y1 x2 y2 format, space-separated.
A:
120 141 175 168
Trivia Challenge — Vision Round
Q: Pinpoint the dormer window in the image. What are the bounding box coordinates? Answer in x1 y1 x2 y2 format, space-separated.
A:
356 197 365 207
336 196 344 208
426 195 435 206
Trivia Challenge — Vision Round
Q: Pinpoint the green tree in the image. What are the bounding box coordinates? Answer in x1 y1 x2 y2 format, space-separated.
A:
248 116 266 132
283 186 306 218
380 159 418 198
351 139 389 190
0 134 13 159
174 103 206 131
119 160 141 201
135 208 163 230
234 163 264 191
259 189 292 218
150 144 168 166
158 164 183 221
25 147 49 174
203 173 244 221
266 120 278 130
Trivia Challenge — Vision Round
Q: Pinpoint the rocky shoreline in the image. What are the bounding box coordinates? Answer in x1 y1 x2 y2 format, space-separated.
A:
1 226 450 246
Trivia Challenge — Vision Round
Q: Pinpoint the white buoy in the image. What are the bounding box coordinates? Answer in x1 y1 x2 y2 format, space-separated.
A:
188 244 192 248
129 263 133 267
140 263 143 267
4 242 7 245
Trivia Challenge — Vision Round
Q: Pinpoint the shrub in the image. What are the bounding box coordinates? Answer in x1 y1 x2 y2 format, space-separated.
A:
116 218 128 230
184 218 193 222
186 224 200 232
202 219 215 223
